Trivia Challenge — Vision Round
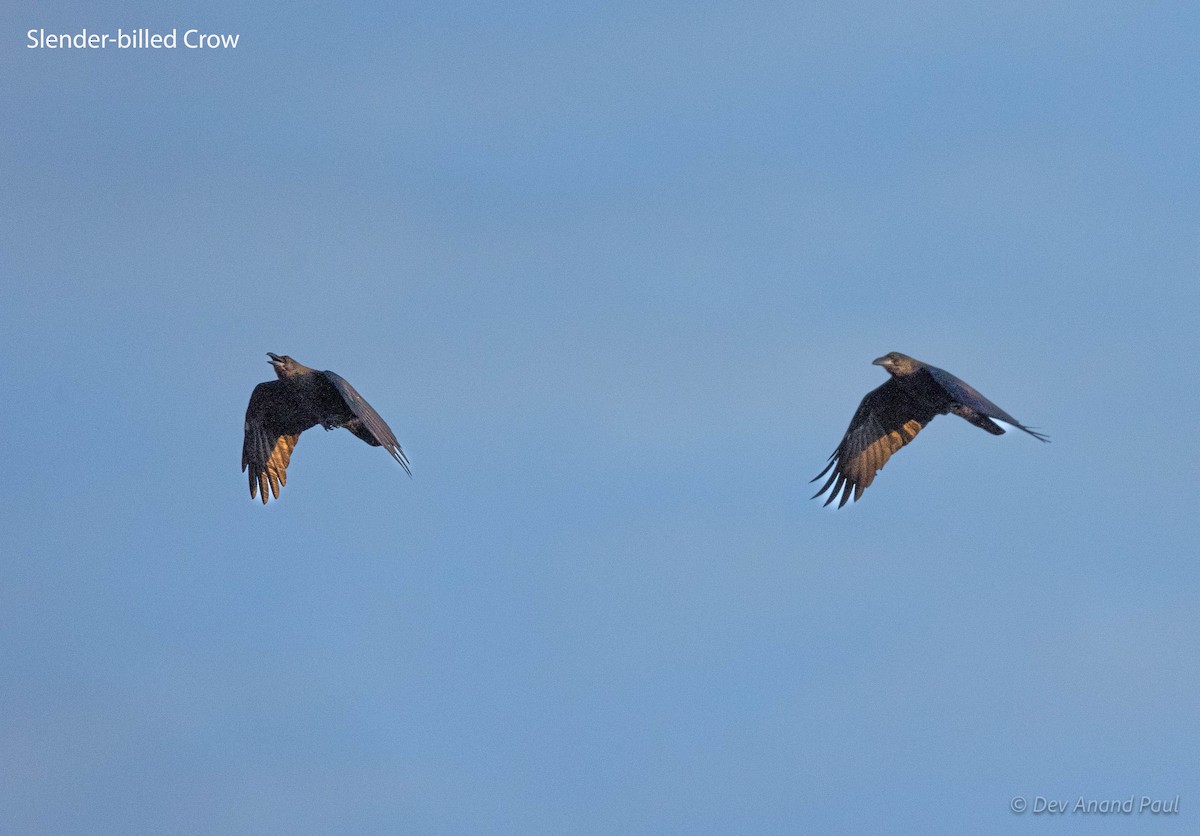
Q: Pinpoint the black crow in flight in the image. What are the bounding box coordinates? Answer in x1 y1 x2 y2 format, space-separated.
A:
242 353 410 504
813 352 1047 508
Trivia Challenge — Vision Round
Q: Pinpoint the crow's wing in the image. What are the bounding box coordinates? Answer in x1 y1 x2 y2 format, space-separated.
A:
924 365 1049 442
242 380 307 504
812 380 940 508
321 370 411 476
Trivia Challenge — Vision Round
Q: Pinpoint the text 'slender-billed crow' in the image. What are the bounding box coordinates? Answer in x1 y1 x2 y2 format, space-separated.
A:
242 353 410 504
812 352 1048 508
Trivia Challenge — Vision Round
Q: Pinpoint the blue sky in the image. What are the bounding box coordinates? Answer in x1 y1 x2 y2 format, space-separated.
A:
3 2 1197 833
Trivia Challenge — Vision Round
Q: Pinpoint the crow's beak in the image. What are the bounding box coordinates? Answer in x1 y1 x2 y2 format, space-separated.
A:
872 356 887 366
267 352 282 364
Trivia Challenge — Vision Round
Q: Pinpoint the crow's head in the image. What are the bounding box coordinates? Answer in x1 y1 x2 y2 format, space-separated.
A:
267 352 306 379
872 352 921 377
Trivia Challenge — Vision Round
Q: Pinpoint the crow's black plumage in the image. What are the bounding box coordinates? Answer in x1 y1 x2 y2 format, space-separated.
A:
242 353 410 504
812 352 1048 508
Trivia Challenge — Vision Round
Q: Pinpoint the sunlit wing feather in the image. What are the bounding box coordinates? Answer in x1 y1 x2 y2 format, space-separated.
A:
242 380 306 504
811 382 937 508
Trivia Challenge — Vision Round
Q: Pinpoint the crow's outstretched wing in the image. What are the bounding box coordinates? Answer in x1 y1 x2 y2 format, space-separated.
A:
924 365 1049 442
242 380 307 504
812 380 940 508
321 370 411 476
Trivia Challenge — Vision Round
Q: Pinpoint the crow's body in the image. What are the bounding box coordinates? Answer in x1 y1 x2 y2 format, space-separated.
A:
813 352 1047 508
242 353 410 504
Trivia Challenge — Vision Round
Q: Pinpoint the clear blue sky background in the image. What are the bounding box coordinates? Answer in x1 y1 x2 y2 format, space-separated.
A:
3 2 1197 833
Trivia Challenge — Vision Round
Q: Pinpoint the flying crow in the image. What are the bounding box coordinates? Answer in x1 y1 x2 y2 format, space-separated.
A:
242 353 410 504
813 352 1047 508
